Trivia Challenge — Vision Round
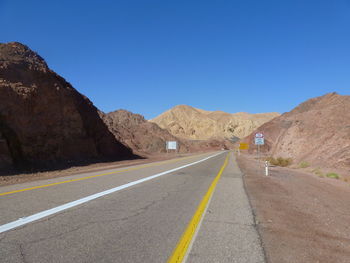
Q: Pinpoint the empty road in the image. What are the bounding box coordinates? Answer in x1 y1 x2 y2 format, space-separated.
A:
0 151 264 263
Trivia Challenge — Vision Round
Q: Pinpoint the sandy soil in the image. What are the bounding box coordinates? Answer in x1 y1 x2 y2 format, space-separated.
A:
0 152 200 187
237 154 350 263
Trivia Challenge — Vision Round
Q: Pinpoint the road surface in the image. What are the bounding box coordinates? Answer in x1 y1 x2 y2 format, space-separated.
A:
0 151 264 263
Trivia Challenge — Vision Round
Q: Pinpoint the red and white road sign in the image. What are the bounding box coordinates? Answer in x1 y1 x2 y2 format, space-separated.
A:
255 132 264 138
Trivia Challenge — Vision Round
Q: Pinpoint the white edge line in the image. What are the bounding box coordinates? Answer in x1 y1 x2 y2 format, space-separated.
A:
0 151 225 234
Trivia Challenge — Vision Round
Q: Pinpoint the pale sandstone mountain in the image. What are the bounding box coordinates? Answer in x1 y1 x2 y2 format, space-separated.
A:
244 93 350 171
150 105 279 140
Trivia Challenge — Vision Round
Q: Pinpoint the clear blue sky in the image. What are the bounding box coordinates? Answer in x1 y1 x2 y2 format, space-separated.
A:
1 0 349 119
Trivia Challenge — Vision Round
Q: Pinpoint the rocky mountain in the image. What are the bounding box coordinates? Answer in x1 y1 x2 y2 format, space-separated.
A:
101 110 184 154
0 42 134 171
101 109 235 155
150 105 279 140
244 93 350 170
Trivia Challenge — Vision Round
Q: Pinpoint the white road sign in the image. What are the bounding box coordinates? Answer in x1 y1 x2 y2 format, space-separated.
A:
166 141 177 150
254 138 264 145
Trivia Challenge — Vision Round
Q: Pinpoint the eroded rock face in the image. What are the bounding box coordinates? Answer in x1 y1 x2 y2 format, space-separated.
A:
0 42 134 170
244 93 350 170
101 109 235 155
101 110 188 154
0 130 12 169
150 105 279 140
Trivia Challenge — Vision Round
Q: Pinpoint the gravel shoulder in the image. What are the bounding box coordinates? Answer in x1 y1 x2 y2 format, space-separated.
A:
237 154 350 263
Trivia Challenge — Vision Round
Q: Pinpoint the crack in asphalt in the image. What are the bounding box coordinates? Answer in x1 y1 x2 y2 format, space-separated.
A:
0 206 92 245
205 219 255 227
0 172 199 263
0 233 8 244
241 172 268 263
11 223 92 248
89 190 173 224
19 243 28 263
0 179 190 247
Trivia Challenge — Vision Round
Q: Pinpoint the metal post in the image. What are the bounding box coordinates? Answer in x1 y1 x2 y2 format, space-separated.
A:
255 142 259 174
265 161 269 176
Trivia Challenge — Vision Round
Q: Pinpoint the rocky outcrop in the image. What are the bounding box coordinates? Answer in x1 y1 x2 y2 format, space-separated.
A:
101 110 184 154
244 93 350 170
102 109 235 155
150 105 279 140
0 42 134 171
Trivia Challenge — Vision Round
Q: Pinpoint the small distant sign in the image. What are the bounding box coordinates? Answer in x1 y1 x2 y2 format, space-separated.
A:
255 132 264 138
166 141 177 150
239 143 249 150
254 138 264 145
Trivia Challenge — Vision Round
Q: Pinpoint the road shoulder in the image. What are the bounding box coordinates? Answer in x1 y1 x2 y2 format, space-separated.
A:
187 153 265 263
237 154 350 263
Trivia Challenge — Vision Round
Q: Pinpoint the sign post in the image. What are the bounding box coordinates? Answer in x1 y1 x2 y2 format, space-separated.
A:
254 133 265 171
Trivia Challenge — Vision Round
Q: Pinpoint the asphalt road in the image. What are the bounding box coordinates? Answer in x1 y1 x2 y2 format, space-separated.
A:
0 151 264 263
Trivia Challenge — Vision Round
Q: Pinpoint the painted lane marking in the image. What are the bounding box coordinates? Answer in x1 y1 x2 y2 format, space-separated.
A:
0 152 225 234
167 153 229 263
0 152 210 197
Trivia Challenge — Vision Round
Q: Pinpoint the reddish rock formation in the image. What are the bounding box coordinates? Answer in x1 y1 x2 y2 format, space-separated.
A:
0 42 134 171
101 109 235 155
244 93 350 170
101 110 186 154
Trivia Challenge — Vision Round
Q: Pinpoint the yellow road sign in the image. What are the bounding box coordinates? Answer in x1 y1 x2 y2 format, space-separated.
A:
239 143 249 150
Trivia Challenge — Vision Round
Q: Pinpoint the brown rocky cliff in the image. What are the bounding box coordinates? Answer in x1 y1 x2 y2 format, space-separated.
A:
101 110 189 154
0 42 135 171
244 93 350 170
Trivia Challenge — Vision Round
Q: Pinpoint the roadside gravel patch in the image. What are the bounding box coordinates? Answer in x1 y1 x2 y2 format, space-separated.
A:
238 154 350 263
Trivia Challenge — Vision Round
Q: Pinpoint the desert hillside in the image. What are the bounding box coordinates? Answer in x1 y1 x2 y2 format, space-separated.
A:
150 105 279 140
244 92 350 170
0 42 134 171
101 109 235 155
101 110 184 154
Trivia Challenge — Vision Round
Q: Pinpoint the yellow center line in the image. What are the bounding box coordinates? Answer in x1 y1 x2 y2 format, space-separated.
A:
167 152 230 263
0 153 209 197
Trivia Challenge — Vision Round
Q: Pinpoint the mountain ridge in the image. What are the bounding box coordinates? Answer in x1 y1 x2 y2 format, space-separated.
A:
101 109 236 155
150 105 279 140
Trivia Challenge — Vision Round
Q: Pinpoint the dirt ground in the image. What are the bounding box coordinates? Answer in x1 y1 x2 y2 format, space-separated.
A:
237 154 350 263
0 152 200 187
